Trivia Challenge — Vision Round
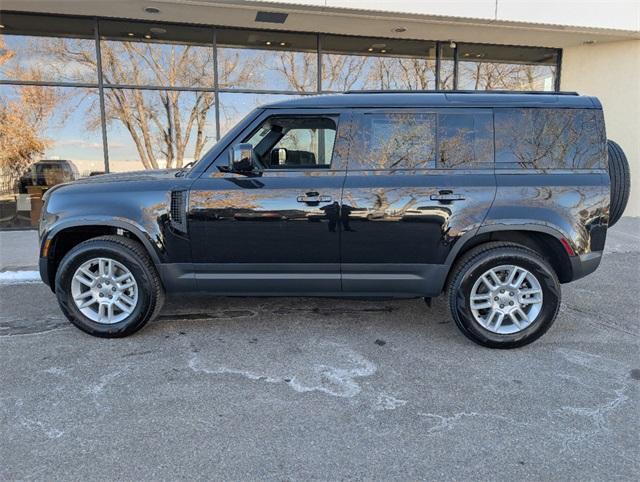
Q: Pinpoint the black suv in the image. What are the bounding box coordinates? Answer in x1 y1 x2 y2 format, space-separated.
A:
38 92 630 348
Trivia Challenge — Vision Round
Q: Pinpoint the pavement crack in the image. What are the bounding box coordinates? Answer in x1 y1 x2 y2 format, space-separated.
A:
562 305 639 336
0 326 71 338
158 309 256 322
418 411 513 434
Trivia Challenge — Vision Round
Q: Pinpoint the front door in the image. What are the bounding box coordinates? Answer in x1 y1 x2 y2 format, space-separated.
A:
188 110 350 294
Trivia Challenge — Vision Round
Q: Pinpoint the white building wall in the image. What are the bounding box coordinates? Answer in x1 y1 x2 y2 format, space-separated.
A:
267 0 640 31
562 40 640 216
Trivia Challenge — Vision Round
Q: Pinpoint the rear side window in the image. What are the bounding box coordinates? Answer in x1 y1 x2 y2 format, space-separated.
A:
350 112 436 170
495 108 606 169
437 112 494 168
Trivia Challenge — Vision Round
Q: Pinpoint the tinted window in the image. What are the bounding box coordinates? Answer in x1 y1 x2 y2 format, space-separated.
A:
437 112 494 168
351 112 436 170
495 108 606 169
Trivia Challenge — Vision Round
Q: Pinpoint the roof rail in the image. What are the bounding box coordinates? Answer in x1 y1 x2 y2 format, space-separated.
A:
343 89 579 96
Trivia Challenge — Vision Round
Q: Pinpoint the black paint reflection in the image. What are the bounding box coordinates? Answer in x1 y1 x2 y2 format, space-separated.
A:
189 171 344 264
340 172 495 265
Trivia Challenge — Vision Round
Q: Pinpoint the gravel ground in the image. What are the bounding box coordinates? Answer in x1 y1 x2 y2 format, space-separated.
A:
1 219 638 480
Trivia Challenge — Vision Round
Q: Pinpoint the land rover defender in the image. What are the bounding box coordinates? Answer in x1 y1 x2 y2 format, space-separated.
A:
38 92 631 348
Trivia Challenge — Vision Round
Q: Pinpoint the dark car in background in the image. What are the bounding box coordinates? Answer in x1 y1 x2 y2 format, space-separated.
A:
37 92 630 348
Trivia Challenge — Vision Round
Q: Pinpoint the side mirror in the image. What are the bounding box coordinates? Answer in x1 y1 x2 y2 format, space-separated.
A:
229 143 258 173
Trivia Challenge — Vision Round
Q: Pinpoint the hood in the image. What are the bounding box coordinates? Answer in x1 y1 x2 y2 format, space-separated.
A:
71 169 181 184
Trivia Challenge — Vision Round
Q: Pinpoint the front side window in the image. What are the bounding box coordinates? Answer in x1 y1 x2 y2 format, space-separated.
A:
244 116 337 169
350 112 436 170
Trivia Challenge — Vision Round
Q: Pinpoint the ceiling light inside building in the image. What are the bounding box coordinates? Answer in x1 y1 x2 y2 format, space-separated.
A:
144 34 152 39
127 32 135 37
279 42 286 46
144 7 160 14
380 49 387 53
367 48 374 52
0 24 5 29
265 41 272 46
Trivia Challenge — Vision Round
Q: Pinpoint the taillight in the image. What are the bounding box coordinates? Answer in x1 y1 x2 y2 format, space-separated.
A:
560 238 575 257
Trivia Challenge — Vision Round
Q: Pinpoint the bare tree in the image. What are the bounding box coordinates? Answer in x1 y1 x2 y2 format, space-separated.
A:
370 57 436 90
45 38 254 169
267 50 317 92
0 38 61 187
459 61 553 91
321 54 369 91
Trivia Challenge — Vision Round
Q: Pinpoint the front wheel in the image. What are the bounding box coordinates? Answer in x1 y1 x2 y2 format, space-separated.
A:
55 235 164 338
448 242 561 349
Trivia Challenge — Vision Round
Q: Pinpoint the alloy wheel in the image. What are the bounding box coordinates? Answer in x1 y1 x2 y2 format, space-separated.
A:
70 257 139 324
469 264 543 334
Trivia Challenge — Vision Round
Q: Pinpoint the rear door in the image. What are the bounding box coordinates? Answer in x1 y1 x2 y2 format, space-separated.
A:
340 108 496 296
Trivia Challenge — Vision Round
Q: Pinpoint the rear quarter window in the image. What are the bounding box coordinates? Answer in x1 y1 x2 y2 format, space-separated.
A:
495 108 606 169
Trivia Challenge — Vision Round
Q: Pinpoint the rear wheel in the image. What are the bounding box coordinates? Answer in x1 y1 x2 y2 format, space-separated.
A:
448 242 561 348
55 235 164 337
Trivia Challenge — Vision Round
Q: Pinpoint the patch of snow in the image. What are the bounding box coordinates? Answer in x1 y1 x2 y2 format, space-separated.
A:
0 270 42 284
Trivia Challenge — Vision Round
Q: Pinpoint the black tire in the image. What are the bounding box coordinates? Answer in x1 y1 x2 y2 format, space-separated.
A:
55 235 164 338
448 242 561 349
607 139 631 227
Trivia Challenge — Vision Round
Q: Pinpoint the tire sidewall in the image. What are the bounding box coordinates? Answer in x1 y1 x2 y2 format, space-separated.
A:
452 250 560 348
607 139 631 227
56 242 154 337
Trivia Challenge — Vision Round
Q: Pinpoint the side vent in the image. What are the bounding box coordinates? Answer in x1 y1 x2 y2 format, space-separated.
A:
170 190 187 233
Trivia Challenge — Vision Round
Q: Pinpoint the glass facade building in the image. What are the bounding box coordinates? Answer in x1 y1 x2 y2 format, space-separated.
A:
0 12 560 228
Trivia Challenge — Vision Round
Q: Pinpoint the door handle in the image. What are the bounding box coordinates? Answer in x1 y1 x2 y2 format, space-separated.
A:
430 190 465 202
297 193 332 203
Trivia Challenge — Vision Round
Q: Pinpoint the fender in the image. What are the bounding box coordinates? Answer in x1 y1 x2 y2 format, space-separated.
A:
44 216 163 265
444 222 573 268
